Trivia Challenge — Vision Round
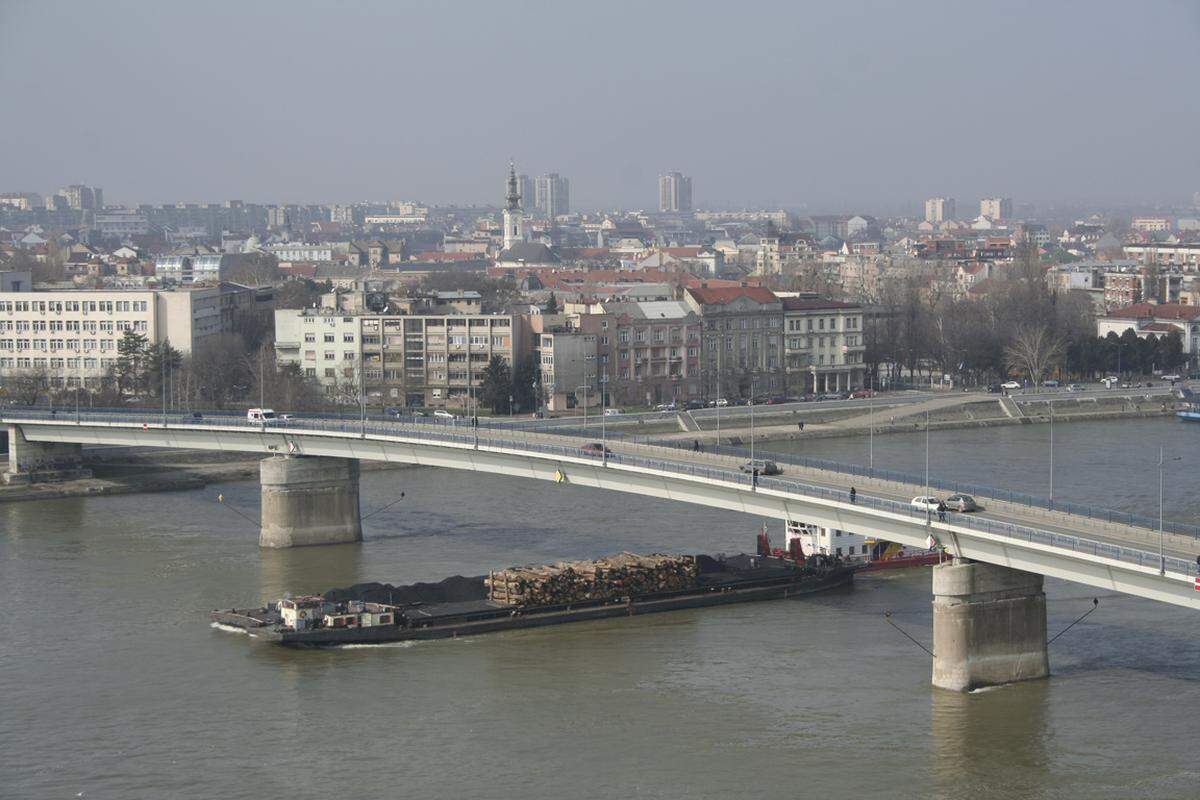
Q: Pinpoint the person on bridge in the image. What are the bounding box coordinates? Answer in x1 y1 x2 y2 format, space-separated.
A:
849 486 856 504
693 439 700 452
797 420 805 431
752 468 759 489
937 502 947 523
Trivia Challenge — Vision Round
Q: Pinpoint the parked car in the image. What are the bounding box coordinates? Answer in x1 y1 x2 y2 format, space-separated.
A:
1161 374 1182 382
1101 377 1118 388
433 409 455 420
656 401 679 411
603 408 623 416
1066 383 1083 392
767 395 790 405
849 389 874 399
384 406 401 418
1000 381 1021 391
986 383 1002 393
581 442 612 456
1042 379 1060 388
943 493 979 512
684 400 705 410
739 459 782 476
411 410 427 417
714 397 729 407
910 496 942 512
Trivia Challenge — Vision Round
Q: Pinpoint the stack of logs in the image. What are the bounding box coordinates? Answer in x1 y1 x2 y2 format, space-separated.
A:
485 552 698 607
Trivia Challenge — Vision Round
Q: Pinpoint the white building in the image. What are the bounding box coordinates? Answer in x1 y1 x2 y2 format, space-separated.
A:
1097 302 1200 367
979 197 1012 220
924 197 956 224
264 243 334 262
502 163 527 250
0 284 265 387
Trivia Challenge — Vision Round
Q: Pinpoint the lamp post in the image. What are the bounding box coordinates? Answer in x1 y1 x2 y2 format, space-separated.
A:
925 410 931 525
868 372 875 470
749 380 756 465
714 366 721 456
600 367 608 466
1159 447 1182 575
1049 400 1054 504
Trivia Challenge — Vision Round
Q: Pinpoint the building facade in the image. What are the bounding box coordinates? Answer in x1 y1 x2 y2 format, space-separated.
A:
274 307 523 408
781 297 865 394
0 285 265 387
658 172 693 213
924 197 956 224
534 173 570 218
979 197 1012 220
684 286 784 398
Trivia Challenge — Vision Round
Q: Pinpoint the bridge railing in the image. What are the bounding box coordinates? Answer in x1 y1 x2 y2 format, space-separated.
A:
6 407 1196 580
640 437 1200 540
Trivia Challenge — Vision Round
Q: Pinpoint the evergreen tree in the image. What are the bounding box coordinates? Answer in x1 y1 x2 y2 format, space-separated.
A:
115 330 149 395
479 355 513 413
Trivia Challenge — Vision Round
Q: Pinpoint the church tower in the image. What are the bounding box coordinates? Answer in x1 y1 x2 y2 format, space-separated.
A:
502 161 526 250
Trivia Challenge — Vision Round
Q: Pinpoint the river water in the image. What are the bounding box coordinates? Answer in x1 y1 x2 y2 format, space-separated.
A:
2 418 1198 799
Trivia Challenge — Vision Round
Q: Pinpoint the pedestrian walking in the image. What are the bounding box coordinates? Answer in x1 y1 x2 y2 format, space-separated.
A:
752 468 759 489
849 486 857 504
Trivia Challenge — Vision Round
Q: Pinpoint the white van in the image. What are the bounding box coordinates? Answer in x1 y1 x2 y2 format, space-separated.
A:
247 408 278 423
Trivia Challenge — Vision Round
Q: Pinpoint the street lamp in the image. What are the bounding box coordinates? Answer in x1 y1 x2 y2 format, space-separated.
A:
1049 400 1054 504
925 410 931 525
1159 447 1182 575
868 372 875 470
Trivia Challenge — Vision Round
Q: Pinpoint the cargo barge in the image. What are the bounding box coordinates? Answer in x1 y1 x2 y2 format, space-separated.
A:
211 551 854 646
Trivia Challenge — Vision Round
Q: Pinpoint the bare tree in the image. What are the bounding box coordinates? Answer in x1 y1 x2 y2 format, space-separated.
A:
2 366 52 405
1005 325 1065 387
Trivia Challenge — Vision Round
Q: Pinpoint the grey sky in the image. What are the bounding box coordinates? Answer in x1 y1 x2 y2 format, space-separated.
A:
2 0 1197 212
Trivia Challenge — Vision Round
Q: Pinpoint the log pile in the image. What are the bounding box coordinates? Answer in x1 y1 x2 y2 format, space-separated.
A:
485 552 698 607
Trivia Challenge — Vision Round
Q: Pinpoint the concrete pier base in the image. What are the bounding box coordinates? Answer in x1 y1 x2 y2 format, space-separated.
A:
259 456 362 548
932 558 1049 692
4 424 92 485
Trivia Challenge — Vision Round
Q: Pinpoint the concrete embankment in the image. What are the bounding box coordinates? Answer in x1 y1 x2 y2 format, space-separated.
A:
0 448 414 504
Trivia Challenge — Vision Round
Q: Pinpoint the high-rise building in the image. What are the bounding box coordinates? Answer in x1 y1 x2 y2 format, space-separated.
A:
979 197 1012 220
534 173 570 218
1192 191 1200 209
58 184 102 211
924 197 956 223
659 172 693 213
516 174 534 212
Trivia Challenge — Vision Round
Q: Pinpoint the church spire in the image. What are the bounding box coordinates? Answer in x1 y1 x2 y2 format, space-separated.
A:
506 160 522 211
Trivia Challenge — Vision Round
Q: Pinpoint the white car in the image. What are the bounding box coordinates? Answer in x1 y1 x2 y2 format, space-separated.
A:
603 408 623 416
1161 374 1182 382
715 398 729 407
911 496 942 512
1000 381 1021 391
433 409 455 420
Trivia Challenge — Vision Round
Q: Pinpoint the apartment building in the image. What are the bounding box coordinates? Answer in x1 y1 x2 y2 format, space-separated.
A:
274 307 522 408
1123 243 1200 271
924 197 956 224
583 300 702 408
530 320 597 411
781 297 865 394
684 286 784 398
0 284 265 386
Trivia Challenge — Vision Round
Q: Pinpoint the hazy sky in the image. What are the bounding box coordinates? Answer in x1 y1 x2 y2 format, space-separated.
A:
2 0 1198 212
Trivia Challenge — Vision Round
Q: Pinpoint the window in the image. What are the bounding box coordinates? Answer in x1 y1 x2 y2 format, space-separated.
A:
305 333 315 343
599 336 609 346
343 333 355 343
324 351 335 360
324 334 335 343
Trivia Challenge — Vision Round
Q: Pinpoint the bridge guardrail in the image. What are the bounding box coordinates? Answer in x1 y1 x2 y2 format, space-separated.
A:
4 408 1196 579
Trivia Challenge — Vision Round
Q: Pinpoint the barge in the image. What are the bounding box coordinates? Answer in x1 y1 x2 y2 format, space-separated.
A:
211 551 855 646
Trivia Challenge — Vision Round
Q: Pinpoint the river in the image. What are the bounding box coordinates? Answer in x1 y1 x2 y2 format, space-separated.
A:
1 418 1198 799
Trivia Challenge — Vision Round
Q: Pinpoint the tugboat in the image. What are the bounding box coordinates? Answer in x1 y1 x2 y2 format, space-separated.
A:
211 539 855 647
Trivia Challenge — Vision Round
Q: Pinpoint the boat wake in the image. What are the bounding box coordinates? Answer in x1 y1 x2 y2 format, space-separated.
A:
211 622 250 635
337 641 420 650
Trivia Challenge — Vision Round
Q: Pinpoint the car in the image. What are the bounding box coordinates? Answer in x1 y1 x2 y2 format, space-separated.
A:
433 409 455 420
1000 381 1021 391
1042 380 1059 388
943 493 978 512
739 459 782 476
849 389 874 399
580 442 612 456
767 395 790 405
411 410 427 417
986 383 1002 393
817 392 845 401
910 496 942 512
714 398 729 407
184 411 203 421
278 414 294 423
684 400 705 411
1101 377 1118 388
603 408 623 416
1161 374 1182 382
1066 383 1083 392
247 407 278 423
656 401 679 412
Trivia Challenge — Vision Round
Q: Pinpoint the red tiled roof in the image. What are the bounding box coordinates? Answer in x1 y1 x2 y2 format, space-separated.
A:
1140 322 1183 333
1108 302 1200 320
686 286 778 305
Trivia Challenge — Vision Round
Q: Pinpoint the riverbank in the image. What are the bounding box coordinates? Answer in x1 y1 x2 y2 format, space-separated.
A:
652 394 1181 446
0 449 415 504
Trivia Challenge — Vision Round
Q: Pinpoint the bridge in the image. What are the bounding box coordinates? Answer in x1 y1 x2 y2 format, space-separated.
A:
4 407 1198 692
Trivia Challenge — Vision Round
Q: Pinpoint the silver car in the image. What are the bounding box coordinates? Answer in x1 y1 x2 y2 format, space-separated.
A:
943 493 979 512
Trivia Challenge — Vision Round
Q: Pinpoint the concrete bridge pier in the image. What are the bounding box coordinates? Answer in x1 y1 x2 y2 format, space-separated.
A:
4 424 92 485
932 558 1049 692
259 455 362 548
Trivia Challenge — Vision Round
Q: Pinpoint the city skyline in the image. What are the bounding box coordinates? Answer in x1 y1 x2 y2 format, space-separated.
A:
1 1 1197 210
